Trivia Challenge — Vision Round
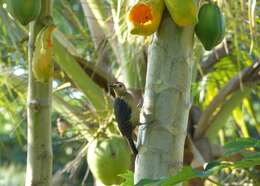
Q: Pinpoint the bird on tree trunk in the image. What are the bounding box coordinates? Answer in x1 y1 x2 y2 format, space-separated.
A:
110 82 139 156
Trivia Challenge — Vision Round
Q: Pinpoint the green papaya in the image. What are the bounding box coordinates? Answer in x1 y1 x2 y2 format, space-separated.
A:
164 0 198 27
87 136 131 185
7 0 41 25
195 3 225 50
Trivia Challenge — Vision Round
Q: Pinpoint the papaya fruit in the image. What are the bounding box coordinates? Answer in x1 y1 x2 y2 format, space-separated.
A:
195 3 225 50
164 0 198 27
128 0 164 36
7 0 41 25
87 136 131 185
32 26 55 83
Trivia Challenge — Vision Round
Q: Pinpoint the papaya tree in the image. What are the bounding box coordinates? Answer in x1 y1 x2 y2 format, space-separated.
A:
125 0 198 183
5 0 54 185
25 0 54 185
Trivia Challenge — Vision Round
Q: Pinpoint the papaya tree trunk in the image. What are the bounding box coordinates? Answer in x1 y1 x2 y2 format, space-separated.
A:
135 12 195 184
25 0 53 185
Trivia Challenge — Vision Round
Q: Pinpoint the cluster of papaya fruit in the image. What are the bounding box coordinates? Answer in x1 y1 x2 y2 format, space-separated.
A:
128 0 225 50
6 0 41 25
7 0 56 83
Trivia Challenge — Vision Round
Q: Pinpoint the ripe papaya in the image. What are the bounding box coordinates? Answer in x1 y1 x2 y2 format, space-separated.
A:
128 0 164 36
7 0 41 25
32 26 55 83
164 0 198 27
87 136 131 185
195 3 225 50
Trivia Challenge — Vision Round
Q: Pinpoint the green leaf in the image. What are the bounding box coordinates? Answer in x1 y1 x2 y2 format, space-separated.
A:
53 33 110 113
125 159 260 186
224 138 260 156
206 88 252 140
242 152 260 159
135 179 162 186
134 167 207 186
233 158 260 168
160 167 210 186
120 171 134 186
243 98 260 134
232 107 250 137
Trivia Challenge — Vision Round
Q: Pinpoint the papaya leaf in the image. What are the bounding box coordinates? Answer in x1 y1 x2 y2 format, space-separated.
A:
232 107 250 138
160 167 207 186
132 159 259 186
242 152 260 159
232 158 260 168
135 178 162 186
243 98 260 134
224 138 260 156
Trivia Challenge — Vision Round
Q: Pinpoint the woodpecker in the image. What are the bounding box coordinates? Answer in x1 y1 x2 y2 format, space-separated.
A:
110 82 139 156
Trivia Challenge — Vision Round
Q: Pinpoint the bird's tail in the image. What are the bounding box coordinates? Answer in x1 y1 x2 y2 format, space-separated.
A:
126 135 138 156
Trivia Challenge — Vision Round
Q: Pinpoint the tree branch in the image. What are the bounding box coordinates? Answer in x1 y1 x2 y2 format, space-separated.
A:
197 40 231 80
194 61 260 139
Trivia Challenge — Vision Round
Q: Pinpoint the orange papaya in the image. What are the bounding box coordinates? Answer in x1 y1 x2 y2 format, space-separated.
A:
127 0 164 36
7 0 41 25
164 0 198 27
195 3 225 50
32 26 55 83
87 136 131 185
